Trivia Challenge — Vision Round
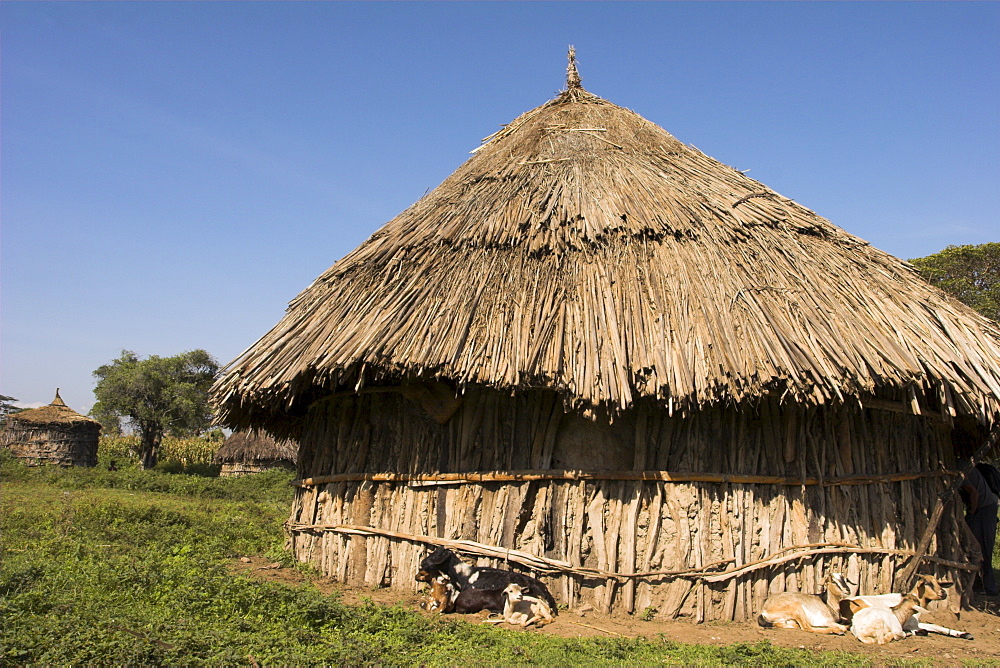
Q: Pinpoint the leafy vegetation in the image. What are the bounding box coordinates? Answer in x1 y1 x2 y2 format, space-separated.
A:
99 433 222 472
0 394 19 427
92 349 220 469
911 242 1000 321
0 455 955 666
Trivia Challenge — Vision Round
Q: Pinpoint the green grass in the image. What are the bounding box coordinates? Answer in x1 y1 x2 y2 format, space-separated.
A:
0 453 961 666
1 450 293 503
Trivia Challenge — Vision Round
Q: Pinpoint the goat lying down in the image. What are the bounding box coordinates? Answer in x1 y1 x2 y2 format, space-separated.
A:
452 585 508 614
848 594 922 645
417 571 510 616
420 575 557 628
477 583 555 627
500 583 555 627
839 574 973 640
416 547 558 615
419 574 456 613
759 572 973 641
757 573 852 635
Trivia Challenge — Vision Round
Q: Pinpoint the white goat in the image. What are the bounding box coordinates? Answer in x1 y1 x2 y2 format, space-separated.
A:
757 573 852 635
840 574 973 640
848 593 922 644
501 583 555 627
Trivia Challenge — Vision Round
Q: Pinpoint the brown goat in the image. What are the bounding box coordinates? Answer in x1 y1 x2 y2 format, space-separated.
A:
757 573 852 635
419 573 455 613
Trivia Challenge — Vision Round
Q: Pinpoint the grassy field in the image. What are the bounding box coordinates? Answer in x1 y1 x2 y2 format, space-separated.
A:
0 453 964 666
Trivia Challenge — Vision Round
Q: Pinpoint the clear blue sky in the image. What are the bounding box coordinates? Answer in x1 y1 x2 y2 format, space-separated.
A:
2 2 998 413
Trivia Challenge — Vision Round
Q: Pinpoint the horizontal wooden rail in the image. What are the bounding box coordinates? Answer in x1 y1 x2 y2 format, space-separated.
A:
284 523 978 582
292 468 958 489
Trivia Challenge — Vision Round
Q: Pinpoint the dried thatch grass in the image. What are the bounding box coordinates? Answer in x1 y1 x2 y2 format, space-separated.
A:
1 390 100 466
213 70 1000 431
213 430 297 465
5 390 99 427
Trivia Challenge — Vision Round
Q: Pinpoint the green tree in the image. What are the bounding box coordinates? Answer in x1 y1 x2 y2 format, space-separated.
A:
92 350 219 469
0 394 20 428
88 402 123 436
911 242 1000 322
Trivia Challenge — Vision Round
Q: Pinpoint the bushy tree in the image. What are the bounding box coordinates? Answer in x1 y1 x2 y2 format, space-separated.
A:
88 402 123 436
0 394 20 428
92 350 219 469
911 243 1000 322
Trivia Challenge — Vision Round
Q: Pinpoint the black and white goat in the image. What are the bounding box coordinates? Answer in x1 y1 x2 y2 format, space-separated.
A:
416 547 558 614
451 587 508 614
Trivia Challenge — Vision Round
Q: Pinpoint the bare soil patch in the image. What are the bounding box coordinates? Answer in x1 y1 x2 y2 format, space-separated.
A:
232 557 1000 663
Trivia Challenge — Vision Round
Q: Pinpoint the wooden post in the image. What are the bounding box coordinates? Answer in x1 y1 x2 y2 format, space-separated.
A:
895 437 993 591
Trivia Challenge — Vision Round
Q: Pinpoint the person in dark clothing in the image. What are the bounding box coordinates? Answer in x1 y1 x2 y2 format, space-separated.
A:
953 428 999 596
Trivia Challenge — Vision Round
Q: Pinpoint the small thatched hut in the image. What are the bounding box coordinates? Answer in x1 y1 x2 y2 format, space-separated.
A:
214 430 297 476
213 55 1000 621
1 389 101 466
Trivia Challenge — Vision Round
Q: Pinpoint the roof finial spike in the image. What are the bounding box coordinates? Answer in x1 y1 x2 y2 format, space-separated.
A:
52 388 66 407
566 45 582 90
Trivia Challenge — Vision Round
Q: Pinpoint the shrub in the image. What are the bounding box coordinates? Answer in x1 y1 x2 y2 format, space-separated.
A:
98 434 221 470
153 460 186 474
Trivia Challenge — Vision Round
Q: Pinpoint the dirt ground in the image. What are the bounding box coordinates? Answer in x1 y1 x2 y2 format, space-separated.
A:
232 557 1000 663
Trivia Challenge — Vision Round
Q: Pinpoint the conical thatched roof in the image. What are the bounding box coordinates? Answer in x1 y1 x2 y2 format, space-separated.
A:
214 59 1000 429
214 430 297 464
6 390 100 427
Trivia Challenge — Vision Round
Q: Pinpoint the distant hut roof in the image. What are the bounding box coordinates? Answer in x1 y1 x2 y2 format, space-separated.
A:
214 431 297 465
214 57 1000 429
7 390 100 427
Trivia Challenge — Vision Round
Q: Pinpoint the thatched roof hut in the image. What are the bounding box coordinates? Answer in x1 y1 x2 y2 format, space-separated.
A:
214 430 297 476
1 389 101 466
214 54 1000 620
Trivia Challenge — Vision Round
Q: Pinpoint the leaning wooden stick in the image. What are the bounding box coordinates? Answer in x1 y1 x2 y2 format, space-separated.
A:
896 425 998 591
286 523 979 582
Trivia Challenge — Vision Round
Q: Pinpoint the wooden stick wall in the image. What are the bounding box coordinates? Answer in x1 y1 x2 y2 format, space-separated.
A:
288 388 975 621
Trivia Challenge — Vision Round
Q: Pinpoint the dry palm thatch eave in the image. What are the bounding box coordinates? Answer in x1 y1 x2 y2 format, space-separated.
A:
7 390 100 427
213 430 296 464
212 85 1000 430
